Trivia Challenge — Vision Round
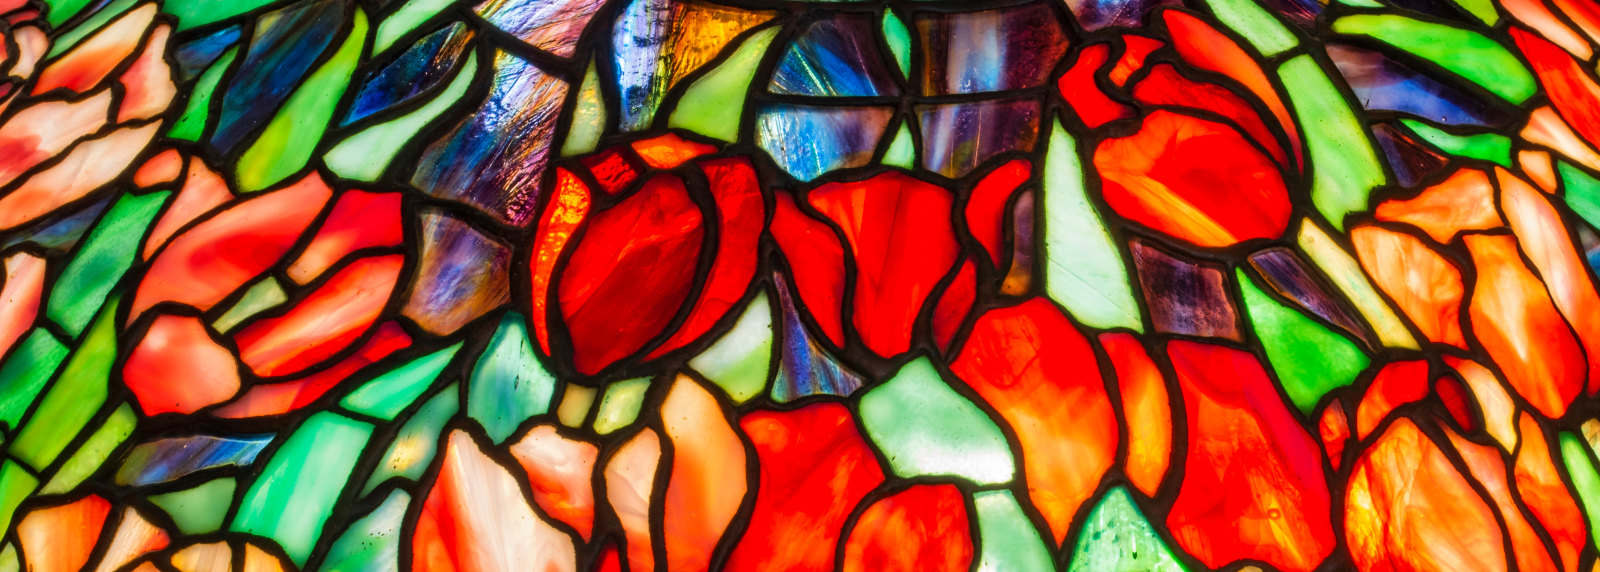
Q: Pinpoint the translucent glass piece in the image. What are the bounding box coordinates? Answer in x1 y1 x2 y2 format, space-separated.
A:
320 489 408 572
1278 55 1387 229
167 46 235 142
114 433 273 487
1297 221 1419 349
475 0 606 58
410 50 567 225
231 412 373 565
341 343 462 420
670 25 779 142
1040 120 1143 330
42 404 135 495
0 330 67 430
401 209 512 336
770 15 900 97
917 97 1043 178
47 192 166 337
688 292 772 403
0 462 36 537
11 299 117 470
771 274 864 403
1067 487 1186 572
859 358 1014 485
1332 14 1536 104
1237 268 1369 413
1327 44 1514 127
212 277 287 334
593 377 651 435
173 25 241 80
1399 119 1513 166
362 384 458 495
467 313 554 443
1131 239 1240 340
560 59 606 157
556 385 597 427
164 0 279 31
755 103 892 181
208 0 344 154
881 120 915 168
149 478 234 535
1558 433 1600 548
1206 0 1297 55
375 0 455 53
611 0 774 130
973 490 1055 571
1561 161 1600 229
1247 247 1376 347
341 22 473 127
915 3 1068 94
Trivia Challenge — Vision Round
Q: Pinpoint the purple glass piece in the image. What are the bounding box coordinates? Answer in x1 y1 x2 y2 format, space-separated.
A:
476 0 608 58
403 209 513 336
917 97 1042 178
1248 247 1379 348
1129 238 1241 340
915 2 1069 95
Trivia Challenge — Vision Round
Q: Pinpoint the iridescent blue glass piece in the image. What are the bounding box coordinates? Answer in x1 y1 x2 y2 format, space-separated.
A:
755 103 893 181
402 209 513 336
174 25 242 80
410 51 568 226
209 0 344 154
114 433 275 487
769 15 901 97
1327 44 1515 128
0 196 112 252
476 0 607 58
771 273 864 403
915 2 1068 94
917 97 1042 178
341 22 474 127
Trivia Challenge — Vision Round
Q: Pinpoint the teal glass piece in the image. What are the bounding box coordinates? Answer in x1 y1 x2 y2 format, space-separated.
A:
858 358 1014 485
1040 120 1143 330
1067 487 1188 572
232 412 374 565
164 0 280 31
468 313 555 444
973 490 1055 571
362 384 458 496
320 489 409 572
0 330 68 431
150 477 237 534
342 343 463 421
47 191 168 337
10 297 118 471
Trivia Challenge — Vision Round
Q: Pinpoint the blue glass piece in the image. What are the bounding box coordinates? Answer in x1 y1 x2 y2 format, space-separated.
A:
771 273 864 403
209 0 344 154
918 97 1042 178
0 195 112 252
113 433 274 487
174 25 242 81
769 15 900 97
755 103 892 181
916 2 1069 94
342 23 473 127
1247 247 1378 348
476 0 607 58
1327 44 1514 128
410 51 567 226
612 0 676 131
401 209 512 335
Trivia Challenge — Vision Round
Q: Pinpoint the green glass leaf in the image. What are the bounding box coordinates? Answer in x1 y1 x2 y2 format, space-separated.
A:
1203 0 1297 56
974 490 1055 571
1399 119 1513 167
0 543 14 572
374 0 456 54
0 330 68 431
882 9 911 80
40 403 135 495
1068 487 1187 571
688 292 772 403
1041 120 1144 331
320 489 409 572
1278 55 1387 229
47 0 136 57
669 25 779 142
164 0 280 31
1558 162 1600 229
859 358 1015 485
1237 268 1369 414
881 120 915 169
232 412 373 565
468 313 555 443
169 46 238 142
342 343 462 421
1297 221 1419 349
326 51 479 182
213 276 288 334
48 191 168 337
1560 432 1600 547
561 58 607 157
0 462 37 537
1331 15 1535 103
10 297 118 470
150 477 236 535
362 384 458 496
593 377 651 435
236 9 368 192
44 0 100 27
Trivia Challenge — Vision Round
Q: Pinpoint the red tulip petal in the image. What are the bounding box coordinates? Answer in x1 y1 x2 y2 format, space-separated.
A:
1109 35 1165 86
840 484 973 572
1131 63 1288 167
116 23 174 122
1163 10 1302 165
1464 234 1585 418
931 258 975 351
647 158 764 359
1354 360 1430 440
1101 332 1171 496
579 146 642 196
1351 225 1467 348
1515 27 1600 149
234 254 404 378
964 159 1030 266
1500 168 1600 395
1318 397 1351 472
770 191 847 347
142 158 234 260
31 4 154 95
214 323 410 419
123 314 240 416
529 168 591 355
1058 44 1133 128
287 190 404 285
413 431 576 572
1373 168 1503 244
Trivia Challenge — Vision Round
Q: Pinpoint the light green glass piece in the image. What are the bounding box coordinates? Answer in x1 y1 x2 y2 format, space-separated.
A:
561 58 607 157
320 489 409 572
593 377 652 435
1338 0 1385 6
669 26 779 142
362 384 458 496
882 9 911 80
0 543 14 572
374 0 456 53
1560 432 1600 547
213 276 287 334
327 51 479 182
164 0 279 31
1332 15 1535 103
881 121 915 169
47 0 136 57
48 191 168 337
1041 120 1143 331
342 343 462 421
1278 55 1387 229
688 292 772 403
859 358 1014 485
468 313 555 444
1297 221 1420 349
1399 119 1513 167
1560 162 1600 229
557 384 597 428
1068 487 1186 572
169 46 238 142
974 490 1055 572
1238 269 1369 414
0 330 67 431
1449 0 1500 24
1204 0 1296 55
0 462 36 541
11 297 117 471
236 9 368 193
150 477 236 535
232 412 374 566
44 0 99 27
40 403 135 495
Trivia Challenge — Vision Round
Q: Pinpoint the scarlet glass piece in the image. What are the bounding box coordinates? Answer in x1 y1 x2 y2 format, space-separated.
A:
1058 44 1134 129
840 484 973 572
123 314 239 415
1353 360 1430 439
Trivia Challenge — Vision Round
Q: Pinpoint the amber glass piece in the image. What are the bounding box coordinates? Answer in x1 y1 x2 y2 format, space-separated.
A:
1354 360 1430 439
1100 332 1171 496
1445 427 1561 572
18 494 110 572
1373 168 1503 243
132 149 183 188
1515 413 1588 571
123 314 240 415
1500 168 1600 394
629 132 716 169
726 403 884 571
1058 44 1133 128
1319 398 1351 472
1463 234 1585 418
841 484 973 572
1165 340 1334 571
1347 418 1507 571
660 377 746 571
952 298 1117 544
115 23 173 122
1350 225 1466 348
1446 356 1520 449
1095 110 1291 247
234 254 403 378
770 191 847 347
528 168 590 355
